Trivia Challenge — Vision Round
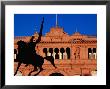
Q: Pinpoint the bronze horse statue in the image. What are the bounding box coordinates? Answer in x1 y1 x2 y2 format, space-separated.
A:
14 17 56 76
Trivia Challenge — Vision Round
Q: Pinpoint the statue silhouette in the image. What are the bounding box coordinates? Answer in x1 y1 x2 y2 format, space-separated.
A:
14 17 56 76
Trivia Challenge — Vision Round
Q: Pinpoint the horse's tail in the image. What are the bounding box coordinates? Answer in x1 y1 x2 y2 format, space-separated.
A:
14 62 21 76
44 56 57 68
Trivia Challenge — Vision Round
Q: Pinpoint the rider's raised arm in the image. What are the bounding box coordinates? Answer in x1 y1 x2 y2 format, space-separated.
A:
36 17 44 43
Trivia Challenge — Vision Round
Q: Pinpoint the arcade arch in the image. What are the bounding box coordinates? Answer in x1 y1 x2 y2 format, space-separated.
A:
43 47 71 60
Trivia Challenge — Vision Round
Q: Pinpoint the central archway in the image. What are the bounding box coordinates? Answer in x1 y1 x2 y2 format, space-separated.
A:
49 73 64 76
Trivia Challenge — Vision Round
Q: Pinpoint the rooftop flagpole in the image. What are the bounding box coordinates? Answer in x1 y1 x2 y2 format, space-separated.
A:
76 27 77 32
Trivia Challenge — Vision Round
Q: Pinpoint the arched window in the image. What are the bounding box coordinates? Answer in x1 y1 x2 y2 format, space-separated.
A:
49 48 53 56
43 48 47 57
14 49 17 54
60 48 65 59
93 48 96 53
66 47 70 59
54 48 59 59
93 48 96 59
88 48 96 59
88 48 92 59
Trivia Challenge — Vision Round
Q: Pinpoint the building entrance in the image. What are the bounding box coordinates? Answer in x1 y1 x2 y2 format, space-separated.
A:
49 73 64 76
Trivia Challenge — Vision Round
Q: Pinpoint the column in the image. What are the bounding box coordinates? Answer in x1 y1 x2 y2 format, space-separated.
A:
14 49 17 60
59 52 62 59
63 52 67 59
47 48 50 56
14 54 16 59
53 48 55 59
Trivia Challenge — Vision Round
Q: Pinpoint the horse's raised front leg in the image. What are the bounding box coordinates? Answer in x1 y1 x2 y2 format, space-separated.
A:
45 56 57 69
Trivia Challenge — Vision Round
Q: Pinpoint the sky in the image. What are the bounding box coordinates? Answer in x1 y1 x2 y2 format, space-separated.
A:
14 14 97 36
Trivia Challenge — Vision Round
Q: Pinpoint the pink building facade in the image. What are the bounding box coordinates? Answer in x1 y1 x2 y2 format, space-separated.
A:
14 26 97 76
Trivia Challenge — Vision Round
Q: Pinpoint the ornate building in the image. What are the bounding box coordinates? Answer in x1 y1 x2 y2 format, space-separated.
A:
14 25 97 76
